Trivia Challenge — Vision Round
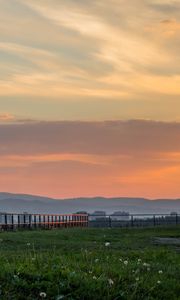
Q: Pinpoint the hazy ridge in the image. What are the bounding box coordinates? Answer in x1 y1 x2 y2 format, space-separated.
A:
0 193 180 214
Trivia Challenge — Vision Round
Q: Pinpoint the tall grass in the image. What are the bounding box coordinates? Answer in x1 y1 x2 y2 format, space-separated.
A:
0 227 180 299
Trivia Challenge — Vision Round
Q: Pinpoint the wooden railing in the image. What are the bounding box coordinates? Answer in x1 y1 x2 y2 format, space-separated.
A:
0 213 88 231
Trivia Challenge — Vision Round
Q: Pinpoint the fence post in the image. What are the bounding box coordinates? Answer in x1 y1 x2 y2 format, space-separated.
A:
34 215 36 229
109 216 111 228
23 214 26 228
52 215 54 228
153 215 156 226
18 215 20 228
29 215 32 229
11 214 14 230
39 215 41 228
47 215 50 228
176 213 178 225
43 215 46 229
5 214 7 230
131 215 134 227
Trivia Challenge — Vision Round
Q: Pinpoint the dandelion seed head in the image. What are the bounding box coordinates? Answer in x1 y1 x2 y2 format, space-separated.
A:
143 262 150 267
105 242 110 247
108 278 114 286
40 292 47 298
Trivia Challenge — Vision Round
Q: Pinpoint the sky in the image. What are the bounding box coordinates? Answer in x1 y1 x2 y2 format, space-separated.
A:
0 0 180 198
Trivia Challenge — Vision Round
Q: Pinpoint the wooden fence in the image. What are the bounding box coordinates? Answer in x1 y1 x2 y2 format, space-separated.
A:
0 213 88 231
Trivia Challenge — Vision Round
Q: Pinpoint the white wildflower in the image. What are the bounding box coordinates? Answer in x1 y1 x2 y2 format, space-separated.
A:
157 280 161 284
124 260 128 265
27 243 31 246
143 263 150 267
135 277 139 281
93 276 97 280
108 278 114 286
158 270 163 274
40 292 47 298
105 242 110 247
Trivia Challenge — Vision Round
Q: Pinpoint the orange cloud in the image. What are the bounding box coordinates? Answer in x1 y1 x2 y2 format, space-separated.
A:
0 120 180 198
0 113 15 122
145 18 180 39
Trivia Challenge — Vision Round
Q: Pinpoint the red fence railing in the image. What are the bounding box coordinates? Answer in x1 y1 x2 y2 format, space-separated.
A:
0 213 88 230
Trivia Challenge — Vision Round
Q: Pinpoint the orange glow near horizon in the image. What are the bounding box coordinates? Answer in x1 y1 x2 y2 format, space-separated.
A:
0 134 179 199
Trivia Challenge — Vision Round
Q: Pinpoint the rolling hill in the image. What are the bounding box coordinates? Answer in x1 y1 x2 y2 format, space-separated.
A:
0 193 180 214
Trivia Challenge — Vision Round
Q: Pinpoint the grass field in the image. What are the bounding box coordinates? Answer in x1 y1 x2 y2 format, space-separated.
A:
0 227 180 300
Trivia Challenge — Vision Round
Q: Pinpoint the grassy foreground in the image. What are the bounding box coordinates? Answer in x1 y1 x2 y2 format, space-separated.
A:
0 227 180 300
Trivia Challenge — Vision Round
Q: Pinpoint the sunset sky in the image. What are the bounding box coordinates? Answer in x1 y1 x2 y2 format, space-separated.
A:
0 0 180 198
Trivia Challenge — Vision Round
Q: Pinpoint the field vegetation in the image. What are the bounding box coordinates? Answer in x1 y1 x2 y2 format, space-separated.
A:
0 227 180 299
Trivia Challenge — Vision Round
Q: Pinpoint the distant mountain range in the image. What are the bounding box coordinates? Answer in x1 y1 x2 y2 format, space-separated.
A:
0 193 180 214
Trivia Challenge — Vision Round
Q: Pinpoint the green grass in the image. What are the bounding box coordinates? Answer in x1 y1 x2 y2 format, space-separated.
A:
0 226 180 300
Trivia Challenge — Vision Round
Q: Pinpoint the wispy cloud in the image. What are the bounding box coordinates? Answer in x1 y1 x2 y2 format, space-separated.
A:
0 0 180 121
0 113 15 122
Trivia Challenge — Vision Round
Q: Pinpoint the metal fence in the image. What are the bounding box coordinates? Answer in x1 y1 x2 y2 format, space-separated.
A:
0 213 179 231
0 213 88 231
89 213 180 228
